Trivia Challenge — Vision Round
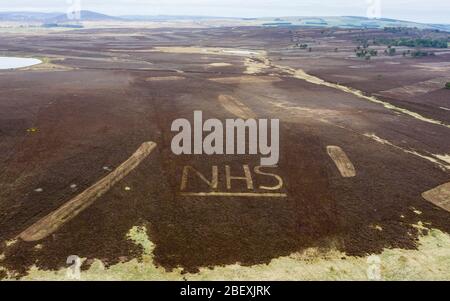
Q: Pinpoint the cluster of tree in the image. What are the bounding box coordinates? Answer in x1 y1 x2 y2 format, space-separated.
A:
402 49 436 57
42 23 83 28
354 45 378 60
384 46 397 56
294 43 312 52
383 26 442 34
446 82 450 89
375 38 448 48
383 27 416 33
295 43 308 49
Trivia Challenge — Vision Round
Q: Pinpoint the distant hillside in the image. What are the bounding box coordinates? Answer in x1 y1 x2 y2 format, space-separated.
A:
0 11 449 32
120 15 220 21
0 11 122 23
119 15 450 32
0 12 61 22
47 10 122 23
255 16 450 32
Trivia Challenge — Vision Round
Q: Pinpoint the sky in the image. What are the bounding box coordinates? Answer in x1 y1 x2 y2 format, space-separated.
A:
0 0 449 24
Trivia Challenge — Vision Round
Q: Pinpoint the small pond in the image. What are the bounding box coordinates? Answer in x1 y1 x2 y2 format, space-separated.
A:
0 57 42 70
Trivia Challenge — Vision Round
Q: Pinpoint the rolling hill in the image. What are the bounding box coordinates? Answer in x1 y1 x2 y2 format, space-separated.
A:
0 11 449 32
0 11 122 23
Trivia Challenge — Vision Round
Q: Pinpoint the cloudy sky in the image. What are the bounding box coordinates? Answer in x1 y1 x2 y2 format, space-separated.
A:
1 0 449 24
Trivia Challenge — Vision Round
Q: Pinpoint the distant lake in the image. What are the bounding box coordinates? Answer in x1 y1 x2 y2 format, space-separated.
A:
0 57 42 70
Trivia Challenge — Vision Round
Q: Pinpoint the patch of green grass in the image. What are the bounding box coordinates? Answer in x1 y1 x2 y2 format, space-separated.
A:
10 225 450 281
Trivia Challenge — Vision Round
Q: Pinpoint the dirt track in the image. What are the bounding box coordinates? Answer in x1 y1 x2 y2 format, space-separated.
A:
0 27 449 278
19 141 157 242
